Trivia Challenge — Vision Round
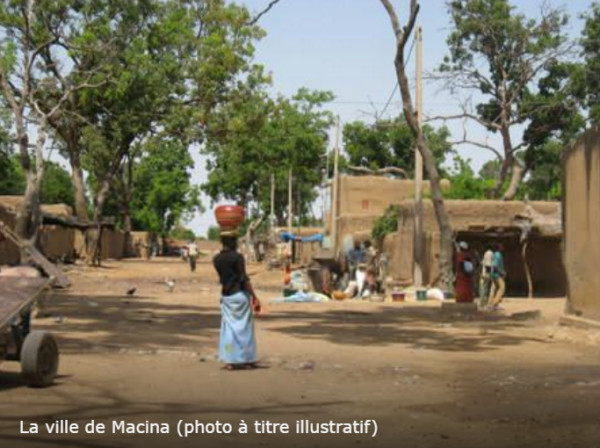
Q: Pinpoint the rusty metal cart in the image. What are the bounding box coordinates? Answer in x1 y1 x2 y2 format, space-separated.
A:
0 277 58 387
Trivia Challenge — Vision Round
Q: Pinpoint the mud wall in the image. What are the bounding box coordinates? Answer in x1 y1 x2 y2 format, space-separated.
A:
337 215 379 246
197 240 222 255
38 225 76 262
384 200 566 296
339 176 417 217
73 228 127 261
333 176 451 250
1 205 76 265
101 229 125 260
563 125 600 319
337 175 450 217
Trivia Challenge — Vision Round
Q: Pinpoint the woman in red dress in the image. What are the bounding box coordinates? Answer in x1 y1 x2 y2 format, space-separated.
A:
454 241 475 303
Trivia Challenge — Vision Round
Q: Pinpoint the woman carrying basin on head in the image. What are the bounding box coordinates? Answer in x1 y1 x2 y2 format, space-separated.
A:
213 205 261 370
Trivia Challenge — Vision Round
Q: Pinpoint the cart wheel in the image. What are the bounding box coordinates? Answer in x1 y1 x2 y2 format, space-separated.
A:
20 331 59 388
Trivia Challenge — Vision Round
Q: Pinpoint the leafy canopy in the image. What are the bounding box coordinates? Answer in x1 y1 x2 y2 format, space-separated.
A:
343 118 452 176
440 0 582 198
0 156 74 206
203 87 334 225
579 2 600 123
131 138 202 236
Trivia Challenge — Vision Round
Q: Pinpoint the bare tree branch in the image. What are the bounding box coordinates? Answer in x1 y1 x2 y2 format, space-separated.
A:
248 0 283 26
380 0 403 42
401 0 419 48
426 112 501 131
450 139 503 160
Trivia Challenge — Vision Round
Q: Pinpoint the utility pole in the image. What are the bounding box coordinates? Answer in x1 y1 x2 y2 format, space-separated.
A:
287 167 293 233
270 173 275 227
331 116 341 256
413 25 424 287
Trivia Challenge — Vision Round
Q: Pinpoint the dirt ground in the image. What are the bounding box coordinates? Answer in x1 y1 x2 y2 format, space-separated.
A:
2 257 600 448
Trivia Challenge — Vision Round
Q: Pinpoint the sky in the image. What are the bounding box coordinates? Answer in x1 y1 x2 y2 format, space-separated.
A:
186 0 594 236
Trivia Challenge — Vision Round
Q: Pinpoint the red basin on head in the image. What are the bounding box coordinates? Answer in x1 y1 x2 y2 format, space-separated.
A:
215 205 245 230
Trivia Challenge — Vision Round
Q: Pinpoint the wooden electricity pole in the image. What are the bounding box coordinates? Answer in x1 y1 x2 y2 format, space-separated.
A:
413 25 424 287
287 167 293 233
331 116 341 256
270 173 275 226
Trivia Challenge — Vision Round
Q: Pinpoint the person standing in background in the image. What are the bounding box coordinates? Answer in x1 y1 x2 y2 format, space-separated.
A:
479 245 494 309
453 241 476 303
187 239 199 273
347 240 366 281
489 243 506 310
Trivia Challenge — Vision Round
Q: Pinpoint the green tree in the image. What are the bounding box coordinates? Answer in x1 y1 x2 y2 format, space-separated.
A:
40 162 75 207
437 0 581 199
171 226 196 242
81 0 264 224
343 118 452 176
0 156 25 196
0 0 93 241
445 155 495 199
579 2 600 123
203 88 334 226
0 156 74 206
522 140 563 200
207 226 221 241
371 205 400 245
479 159 502 181
130 139 201 237
25 0 265 232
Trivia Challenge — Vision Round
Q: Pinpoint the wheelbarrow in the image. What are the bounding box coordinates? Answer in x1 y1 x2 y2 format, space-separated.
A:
0 276 58 387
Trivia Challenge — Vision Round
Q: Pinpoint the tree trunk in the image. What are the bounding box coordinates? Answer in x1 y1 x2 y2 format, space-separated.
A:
86 138 132 265
14 130 35 243
491 156 510 198
70 154 88 221
393 39 454 290
93 175 111 221
15 117 46 254
86 180 112 266
70 158 93 261
501 161 526 200
15 170 41 246
121 157 133 256
122 207 132 256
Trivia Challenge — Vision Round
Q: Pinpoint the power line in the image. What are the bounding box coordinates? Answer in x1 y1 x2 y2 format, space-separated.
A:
378 35 417 119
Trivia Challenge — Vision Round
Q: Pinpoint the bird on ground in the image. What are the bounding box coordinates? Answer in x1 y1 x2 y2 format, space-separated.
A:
126 287 137 296
165 278 176 292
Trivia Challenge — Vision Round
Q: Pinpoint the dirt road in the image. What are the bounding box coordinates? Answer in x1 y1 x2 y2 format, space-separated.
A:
1 258 600 448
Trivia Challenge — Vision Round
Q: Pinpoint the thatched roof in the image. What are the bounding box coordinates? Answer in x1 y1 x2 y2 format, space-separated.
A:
0 195 115 229
0 196 73 217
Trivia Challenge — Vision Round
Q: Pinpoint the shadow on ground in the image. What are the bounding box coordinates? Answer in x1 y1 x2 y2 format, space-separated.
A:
30 290 547 355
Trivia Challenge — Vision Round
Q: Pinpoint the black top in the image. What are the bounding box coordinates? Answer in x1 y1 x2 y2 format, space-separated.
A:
213 249 249 296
